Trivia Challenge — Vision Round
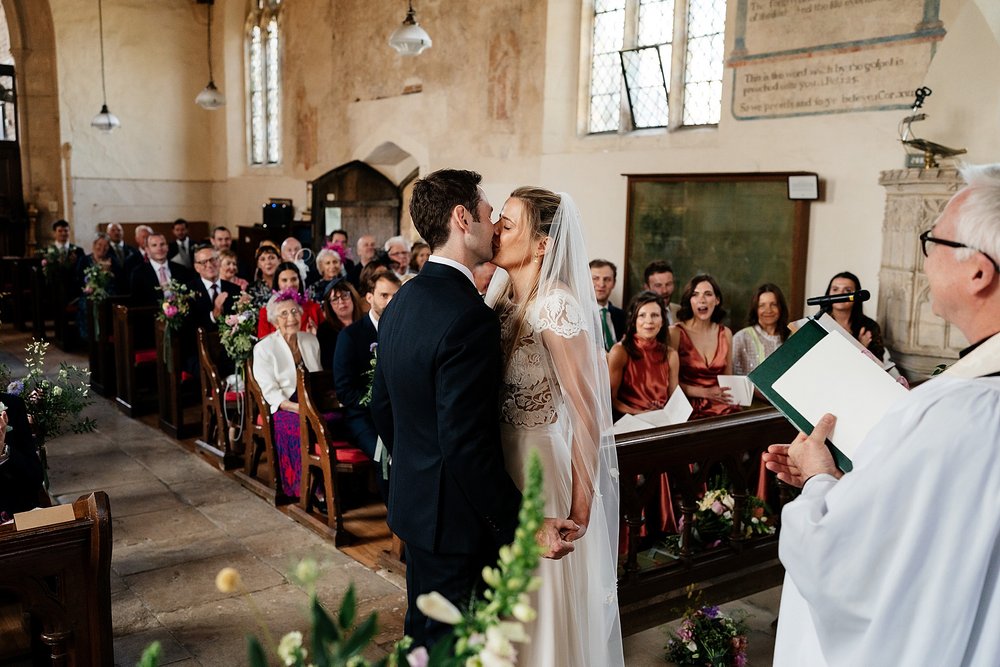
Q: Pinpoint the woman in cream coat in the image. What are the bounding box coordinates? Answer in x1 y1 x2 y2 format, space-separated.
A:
252 290 322 498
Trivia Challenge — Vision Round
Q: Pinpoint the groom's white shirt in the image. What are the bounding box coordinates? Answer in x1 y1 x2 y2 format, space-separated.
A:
774 336 1000 666
427 255 474 286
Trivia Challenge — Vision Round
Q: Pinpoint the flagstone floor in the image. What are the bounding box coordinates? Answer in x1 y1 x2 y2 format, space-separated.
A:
3 327 779 665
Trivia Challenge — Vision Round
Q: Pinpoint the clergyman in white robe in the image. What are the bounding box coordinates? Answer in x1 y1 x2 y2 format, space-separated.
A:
773 333 1000 666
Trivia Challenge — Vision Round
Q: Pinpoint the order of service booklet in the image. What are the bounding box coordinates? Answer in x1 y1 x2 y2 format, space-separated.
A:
747 317 908 472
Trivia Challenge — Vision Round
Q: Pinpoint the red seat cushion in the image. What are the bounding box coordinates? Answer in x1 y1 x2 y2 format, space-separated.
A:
333 447 369 464
134 349 157 364
256 414 265 427
181 371 193 383
224 391 243 402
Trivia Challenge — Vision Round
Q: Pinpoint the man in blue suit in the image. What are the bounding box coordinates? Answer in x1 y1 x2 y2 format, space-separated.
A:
371 169 575 648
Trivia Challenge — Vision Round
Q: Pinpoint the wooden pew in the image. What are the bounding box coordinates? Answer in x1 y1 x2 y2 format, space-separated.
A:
195 328 244 469
615 408 798 636
0 492 113 666
155 319 201 440
234 359 285 505
288 367 370 545
86 296 123 398
112 303 158 417
0 256 40 332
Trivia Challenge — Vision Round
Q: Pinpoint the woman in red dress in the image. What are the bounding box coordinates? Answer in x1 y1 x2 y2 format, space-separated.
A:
668 274 739 420
257 261 324 337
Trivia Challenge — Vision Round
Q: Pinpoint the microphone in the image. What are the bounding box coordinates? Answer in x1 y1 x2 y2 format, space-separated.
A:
806 290 870 307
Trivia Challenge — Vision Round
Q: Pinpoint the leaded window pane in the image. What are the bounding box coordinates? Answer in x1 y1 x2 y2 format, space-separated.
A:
265 17 281 164
249 26 265 165
637 0 674 47
622 47 669 128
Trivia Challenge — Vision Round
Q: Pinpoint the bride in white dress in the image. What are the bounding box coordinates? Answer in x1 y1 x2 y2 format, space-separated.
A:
486 187 624 667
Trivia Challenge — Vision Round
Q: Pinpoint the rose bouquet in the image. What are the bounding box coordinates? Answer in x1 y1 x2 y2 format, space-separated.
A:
219 292 258 365
662 484 774 557
82 263 113 305
666 602 750 667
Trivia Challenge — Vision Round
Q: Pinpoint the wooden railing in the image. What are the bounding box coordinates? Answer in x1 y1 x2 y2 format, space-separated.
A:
615 407 798 635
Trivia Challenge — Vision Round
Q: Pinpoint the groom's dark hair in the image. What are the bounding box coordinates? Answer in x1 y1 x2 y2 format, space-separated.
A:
410 169 483 250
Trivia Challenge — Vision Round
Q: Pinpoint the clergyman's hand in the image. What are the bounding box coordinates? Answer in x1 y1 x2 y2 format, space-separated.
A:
537 517 577 560
763 413 841 487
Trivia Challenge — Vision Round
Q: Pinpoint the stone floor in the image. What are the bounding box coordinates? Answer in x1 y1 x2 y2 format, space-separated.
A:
4 328 780 665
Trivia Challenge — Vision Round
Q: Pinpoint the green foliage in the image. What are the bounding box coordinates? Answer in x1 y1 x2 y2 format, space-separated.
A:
83 263 114 305
136 641 161 667
219 292 258 365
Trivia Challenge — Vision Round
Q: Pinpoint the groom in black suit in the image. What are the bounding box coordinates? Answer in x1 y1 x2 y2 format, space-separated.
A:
371 169 574 647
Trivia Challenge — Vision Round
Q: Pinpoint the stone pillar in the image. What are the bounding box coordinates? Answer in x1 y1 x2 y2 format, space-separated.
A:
878 168 966 381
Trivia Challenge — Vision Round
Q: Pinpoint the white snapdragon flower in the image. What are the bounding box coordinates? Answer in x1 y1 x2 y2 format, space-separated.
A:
276 631 306 666
416 591 462 625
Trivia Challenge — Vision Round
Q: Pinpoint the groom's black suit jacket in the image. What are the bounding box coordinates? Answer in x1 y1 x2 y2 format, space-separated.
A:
371 261 521 555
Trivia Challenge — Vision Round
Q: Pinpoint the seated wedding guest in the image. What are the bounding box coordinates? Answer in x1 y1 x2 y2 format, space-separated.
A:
347 233 378 288
333 272 401 501
643 260 681 324
130 233 194 307
75 233 120 340
0 393 43 523
211 226 233 252
732 283 790 376
316 277 364 371
326 232 355 273
384 235 412 278
608 291 679 415
822 270 885 359
248 243 281 307
281 236 318 285
257 261 323 337
219 249 249 291
123 224 155 282
188 246 241 333
252 292 322 500
357 256 393 310
105 222 137 266
408 241 430 274
312 248 345 299
168 218 194 268
590 259 625 350
669 274 739 419
472 261 496 297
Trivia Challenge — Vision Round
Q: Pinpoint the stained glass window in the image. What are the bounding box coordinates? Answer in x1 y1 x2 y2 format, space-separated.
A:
246 0 282 165
587 0 727 133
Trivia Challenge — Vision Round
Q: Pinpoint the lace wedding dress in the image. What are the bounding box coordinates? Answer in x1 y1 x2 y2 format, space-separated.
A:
498 289 624 667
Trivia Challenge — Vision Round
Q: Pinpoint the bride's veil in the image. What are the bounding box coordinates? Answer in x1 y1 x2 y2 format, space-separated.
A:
486 192 623 660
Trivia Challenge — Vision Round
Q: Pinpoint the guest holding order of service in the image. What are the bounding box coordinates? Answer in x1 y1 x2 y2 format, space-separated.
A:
668 273 739 419
257 261 324 338
252 290 323 499
732 283 790 376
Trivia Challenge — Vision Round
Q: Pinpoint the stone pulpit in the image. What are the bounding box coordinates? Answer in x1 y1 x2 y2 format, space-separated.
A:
878 168 967 381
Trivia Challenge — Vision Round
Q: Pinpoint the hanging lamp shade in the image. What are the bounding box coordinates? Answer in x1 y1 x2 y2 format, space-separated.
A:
91 104 121 132
388 1 432 56
196 1 226 109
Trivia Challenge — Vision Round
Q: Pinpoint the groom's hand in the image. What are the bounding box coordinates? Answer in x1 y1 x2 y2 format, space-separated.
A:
537 517 577 560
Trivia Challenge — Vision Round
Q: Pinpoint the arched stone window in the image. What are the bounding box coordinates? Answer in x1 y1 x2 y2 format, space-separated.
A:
246 0 282 165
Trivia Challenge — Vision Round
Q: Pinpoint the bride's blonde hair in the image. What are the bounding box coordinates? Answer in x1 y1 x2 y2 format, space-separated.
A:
499 187 561 371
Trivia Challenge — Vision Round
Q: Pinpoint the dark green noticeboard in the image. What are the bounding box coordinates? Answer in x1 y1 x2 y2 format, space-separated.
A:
624 173 812 329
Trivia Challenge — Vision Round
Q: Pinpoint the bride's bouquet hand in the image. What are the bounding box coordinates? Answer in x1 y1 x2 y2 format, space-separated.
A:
537 517 578 560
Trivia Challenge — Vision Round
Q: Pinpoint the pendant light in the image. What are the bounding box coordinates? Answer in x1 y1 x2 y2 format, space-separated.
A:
388 1 432 56
196 0 226 110
90 0 121 132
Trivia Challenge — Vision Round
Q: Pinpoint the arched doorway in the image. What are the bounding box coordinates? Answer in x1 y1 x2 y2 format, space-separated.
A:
310 161 402 248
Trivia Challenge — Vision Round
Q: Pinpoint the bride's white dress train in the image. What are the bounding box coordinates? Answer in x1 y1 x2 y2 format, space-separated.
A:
498 290 624 667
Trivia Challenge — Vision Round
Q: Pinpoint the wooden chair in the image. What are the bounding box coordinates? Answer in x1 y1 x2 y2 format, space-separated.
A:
196 327 244 469
0 492 113 666
235 358 287 505
292 366 370 545
112 303 158 416
86 296 123 398
154 319 200 439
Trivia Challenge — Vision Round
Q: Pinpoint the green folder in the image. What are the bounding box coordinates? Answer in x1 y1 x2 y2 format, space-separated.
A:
748 319 854 473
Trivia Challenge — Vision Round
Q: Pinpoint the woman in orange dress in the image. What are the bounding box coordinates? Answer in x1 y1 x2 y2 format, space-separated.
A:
257 261 324 337
608 291 681 535
668 274 739 420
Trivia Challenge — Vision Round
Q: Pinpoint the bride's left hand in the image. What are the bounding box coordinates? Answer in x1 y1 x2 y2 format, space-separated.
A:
562 514 588 542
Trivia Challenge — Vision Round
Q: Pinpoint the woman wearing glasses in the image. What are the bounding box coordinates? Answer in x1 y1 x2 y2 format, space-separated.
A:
316 278 364 371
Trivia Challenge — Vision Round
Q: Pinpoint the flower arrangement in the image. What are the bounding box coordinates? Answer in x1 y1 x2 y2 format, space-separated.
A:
37 245 77 282
359 343 378 407
220 292 258 365
157 280 193 332
136 452 548 667
665 597 750 667
83 263 113 305
0 340 96 440
663 484 774 557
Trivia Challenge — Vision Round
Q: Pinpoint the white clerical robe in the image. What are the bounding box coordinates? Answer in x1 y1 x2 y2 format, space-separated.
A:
774 335 1000 667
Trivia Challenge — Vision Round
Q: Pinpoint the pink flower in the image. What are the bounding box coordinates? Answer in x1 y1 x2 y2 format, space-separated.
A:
225 315 239 327
41 258 48 266
711 500 726 515
406 646 429 667
164 304 179 317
